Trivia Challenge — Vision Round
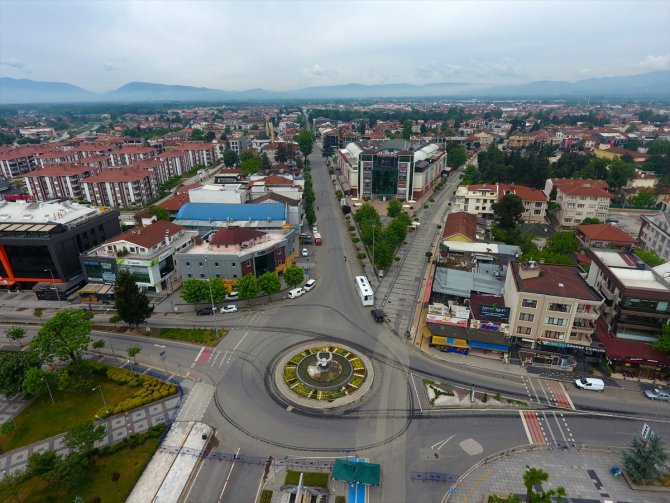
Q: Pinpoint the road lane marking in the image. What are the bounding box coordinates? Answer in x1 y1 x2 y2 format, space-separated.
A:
410 373 423 412
195 347 214 366
461 468 493 503
561 382 576 410
218 447 241 502
519 410 533 444
431 434 456 451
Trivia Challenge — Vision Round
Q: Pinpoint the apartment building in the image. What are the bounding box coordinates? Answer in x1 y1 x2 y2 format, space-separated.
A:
24 163 100 201
156 150 191 178
82 168 159 208
586 248 670 342
0 147 38 178
109 146 159 166
544 178 612 226
638 212 670 261
504 261 603 350
452 183 548 223
575 223 637 250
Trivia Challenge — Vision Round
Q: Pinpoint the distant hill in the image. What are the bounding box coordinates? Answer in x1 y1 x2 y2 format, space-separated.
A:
1 71 668 104
0 77 96 103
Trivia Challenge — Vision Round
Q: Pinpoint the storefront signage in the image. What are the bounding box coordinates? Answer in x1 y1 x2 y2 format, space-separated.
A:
566 344 606 353
479 305 510 321
541 340 566 348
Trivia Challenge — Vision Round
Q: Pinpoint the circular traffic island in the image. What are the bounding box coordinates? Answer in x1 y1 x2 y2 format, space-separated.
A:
276 343 373 409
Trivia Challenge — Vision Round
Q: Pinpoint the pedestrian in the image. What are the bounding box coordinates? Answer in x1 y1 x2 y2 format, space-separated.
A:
344 256 347 262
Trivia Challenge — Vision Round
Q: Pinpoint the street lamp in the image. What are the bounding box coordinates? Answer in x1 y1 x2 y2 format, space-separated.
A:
44 268 62 307
92 385 109 414
204 258 219 340
41 377 55 404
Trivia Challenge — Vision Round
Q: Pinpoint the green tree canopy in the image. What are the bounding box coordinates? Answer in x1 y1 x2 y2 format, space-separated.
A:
223 148 239 167
260 152 272 171
5 326 26 346
236 274 259 301
240 149 255 162
628 188 657 207
283 264 305 289
114 270 154 327
387 199 403 218
580 217 601 225
207 277 226 304
147 206 170 221
275 143 289 164
493 193 524 231
127 344 142 363
0 351 40 398
240 156 261 175
257 271 282 301
181 278 208 308
30 309 93 363
461 164 480 185
402 120 412 140
545 231 579 255
635 248 664 268
446 144 467 168
294 129 315 159
21 366 54 398
622 433 669 484
353 203 381 227
65 421 107 456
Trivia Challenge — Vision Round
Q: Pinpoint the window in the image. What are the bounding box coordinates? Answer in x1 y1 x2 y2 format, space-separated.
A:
186 262 190 266
187 273 192 278
232 262 236 267
548 302 571 313
544 316 567 326
199 262 203 267
516 326 532 335
522 299 537 308
543 330 564 340
215 262 219 267
200 274 204 278
519 312 534 322
246 260 251 266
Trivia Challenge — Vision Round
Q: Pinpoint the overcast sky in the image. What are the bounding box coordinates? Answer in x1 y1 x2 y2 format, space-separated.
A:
1 0 669 93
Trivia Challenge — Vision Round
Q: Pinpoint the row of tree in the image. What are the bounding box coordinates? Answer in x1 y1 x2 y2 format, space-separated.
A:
353 201 411 271
180 265 305 307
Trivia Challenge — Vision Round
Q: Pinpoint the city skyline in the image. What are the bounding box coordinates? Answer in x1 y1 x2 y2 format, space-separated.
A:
1 0 669 93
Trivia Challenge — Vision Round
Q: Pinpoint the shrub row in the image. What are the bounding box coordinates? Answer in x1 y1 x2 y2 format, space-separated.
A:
97 423 166 456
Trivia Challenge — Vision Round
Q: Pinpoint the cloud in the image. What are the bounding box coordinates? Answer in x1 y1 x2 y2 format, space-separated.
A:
301 64 337 81
102 60 117 71
0 57 25 69
634 54 670 71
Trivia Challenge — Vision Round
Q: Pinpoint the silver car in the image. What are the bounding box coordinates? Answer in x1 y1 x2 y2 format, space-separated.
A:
644 388 670 401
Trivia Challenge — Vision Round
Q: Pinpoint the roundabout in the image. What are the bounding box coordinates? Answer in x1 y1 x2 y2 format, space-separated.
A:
275 342 374 409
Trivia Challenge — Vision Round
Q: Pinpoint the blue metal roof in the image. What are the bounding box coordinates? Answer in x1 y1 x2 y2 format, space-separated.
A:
175 203 286 222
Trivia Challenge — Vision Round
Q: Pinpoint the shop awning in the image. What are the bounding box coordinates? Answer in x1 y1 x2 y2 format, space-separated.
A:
431 336 468 348
332 459 381 486
599 335 670 365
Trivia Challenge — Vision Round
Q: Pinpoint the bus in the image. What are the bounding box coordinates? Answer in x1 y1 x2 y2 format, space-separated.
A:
355 275 374 306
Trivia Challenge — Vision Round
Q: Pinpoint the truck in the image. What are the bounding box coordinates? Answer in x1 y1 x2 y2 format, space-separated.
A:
314 232 322 245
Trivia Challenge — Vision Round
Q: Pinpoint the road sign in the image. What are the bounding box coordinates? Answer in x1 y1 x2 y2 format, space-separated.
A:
159 351 166 361
642 422 654 441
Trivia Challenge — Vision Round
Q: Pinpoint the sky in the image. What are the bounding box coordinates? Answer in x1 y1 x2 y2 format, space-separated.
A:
1 0 669 93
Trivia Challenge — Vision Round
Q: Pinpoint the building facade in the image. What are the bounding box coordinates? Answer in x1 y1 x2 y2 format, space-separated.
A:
544 178 612 227
638 212 670 261
24 163 100 201
82 168 159 208
453 183 548 223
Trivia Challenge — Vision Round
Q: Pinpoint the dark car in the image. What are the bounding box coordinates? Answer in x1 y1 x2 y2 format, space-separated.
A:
196 306 216 316
371 309 384 322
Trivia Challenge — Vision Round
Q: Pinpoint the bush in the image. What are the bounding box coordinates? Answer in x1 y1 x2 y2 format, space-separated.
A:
348 225 355 231
482 392 488 403
352 237 360 243
356 252 367 260
394 256 400 261
0 421 16 434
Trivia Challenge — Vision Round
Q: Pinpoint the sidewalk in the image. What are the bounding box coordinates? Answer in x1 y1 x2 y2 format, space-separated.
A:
448 445 669 503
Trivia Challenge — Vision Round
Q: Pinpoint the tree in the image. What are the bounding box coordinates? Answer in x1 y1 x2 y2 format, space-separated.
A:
0 351 40 398
628 188 656 207
275 143 289 164
321 142 334 158
606 159 635 190
33 308 43 323
181 278 208 309
236 274 258 301
30 309 92 363
92 339 105 354
0 468 29 503
223 148 239 167
446 144 467 168
260 152 272 171
45 452 88 490
635 248 664 267
5 326 26 346
523 467 548 503
240 156 261 175
372 236 395 271
461 164 480 185
147 206 170 221
21 367 54 398
294 129 314 160
402 120 412 140
65 421 107 456
208 278 226 304
257 271 281 301
622 433 668 484
127 344 142 364
545 231 579 255
655 323 670 353
28 450 59 476
189 129 204 141
387 199 403 218
114 270 154 327
283 264 304 289
492 193 524 231
580 217 601 225
204 131 216 142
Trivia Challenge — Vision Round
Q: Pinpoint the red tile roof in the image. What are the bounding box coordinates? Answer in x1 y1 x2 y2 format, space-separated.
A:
210 227 266 246
466 183 547 202
158 193 190 211
552 178 613 198
599 334 670 364
576 223 636 244
83 168 154 183
443 211 477 240
251 175 294 186
107 220 184 248
26 163 97 177
510 262 602 301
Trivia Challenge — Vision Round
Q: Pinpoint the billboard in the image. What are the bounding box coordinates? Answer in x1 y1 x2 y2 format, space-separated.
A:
478 304 510 321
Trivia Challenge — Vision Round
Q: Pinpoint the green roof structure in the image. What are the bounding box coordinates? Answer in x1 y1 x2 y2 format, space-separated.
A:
331 458 381 486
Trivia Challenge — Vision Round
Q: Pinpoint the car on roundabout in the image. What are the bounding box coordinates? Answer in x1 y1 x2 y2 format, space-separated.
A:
644 388 670 401
220 305 238 314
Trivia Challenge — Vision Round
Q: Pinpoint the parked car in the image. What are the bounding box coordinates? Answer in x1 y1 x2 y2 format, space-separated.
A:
196 306 216 316
574 377 604 391
288 287 305 299
224 291 239 302
644 388 670 401
371 309 385 322
301 248 309 257
220 305 238 314
304 279 316 291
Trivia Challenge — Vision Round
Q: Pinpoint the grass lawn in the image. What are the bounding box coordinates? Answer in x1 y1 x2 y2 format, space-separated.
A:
158 327 226 346
284 470 330 488
1 375 138 452
7 436 160 502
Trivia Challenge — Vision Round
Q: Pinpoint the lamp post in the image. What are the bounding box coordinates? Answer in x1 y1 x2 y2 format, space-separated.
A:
44 268 62 307
204 258 219 340
92 384 109 414
42 377 55 404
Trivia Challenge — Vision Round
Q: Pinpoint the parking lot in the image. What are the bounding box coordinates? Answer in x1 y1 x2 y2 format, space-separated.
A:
606 208 657 237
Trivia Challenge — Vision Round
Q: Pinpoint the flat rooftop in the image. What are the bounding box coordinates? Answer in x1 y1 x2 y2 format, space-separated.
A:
591 249 670 291
0 200 104 226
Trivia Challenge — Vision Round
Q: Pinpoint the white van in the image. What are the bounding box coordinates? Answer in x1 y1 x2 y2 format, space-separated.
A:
304 279 316 291
288 287 305 299
575 377 604 392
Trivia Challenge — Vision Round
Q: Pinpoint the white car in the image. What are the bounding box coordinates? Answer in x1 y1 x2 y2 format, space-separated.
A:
301 248 309 257
304 279 316 291
574 377 604 391
220 305 238 314
224 291 239 301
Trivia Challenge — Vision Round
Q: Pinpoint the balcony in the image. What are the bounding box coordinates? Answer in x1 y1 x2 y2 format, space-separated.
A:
575 306 600 319
572 318 595 331
600 283 617 301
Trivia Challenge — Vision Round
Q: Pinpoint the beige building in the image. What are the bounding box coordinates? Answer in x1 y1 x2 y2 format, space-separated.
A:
544 178 612 227
504 262 603 349
453 183 548 223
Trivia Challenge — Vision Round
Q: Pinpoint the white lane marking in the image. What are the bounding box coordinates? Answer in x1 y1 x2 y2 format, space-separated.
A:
210 350 221 367
431 434 456 451
193 346 205 367
228 330 251 363
550 411 568 442
410 373 423 412
561 382 576 410
218 447 241 502
182 445 209 502
153 344 166 348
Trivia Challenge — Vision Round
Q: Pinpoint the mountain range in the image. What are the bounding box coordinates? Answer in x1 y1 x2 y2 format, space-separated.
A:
0 71 668 104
